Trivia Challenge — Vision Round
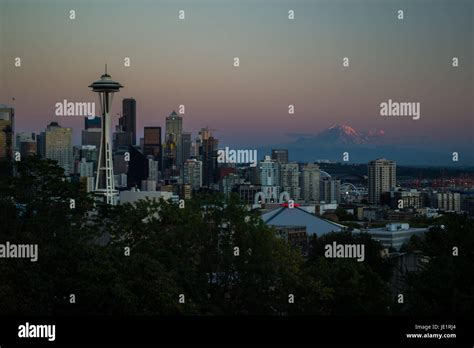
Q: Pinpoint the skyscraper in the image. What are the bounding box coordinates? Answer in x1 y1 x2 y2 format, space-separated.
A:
44 122 73 175
182 132 191 163
198 127 213 141
120 98 137 146
280 162 300 201
259 155 280 202
368 158 396 204
143 126 162 170
183 158 203 190
82 116 102 151
36 132 46 158
16 132 37 158
300 163 321 203
163 135 178 177
82 128 101 149
0 105 14 160
202 136 218 187
165 110 183 166
271 149 289 164
113 126 130 152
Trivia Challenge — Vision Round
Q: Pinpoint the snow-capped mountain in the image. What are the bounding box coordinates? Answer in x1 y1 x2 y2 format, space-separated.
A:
314 124 371 145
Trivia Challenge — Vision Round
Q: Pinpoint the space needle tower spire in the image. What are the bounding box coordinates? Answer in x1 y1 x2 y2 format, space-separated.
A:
89 65 123 205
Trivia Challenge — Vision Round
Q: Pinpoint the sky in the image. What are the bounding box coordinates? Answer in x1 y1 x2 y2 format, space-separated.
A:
1 0 473 152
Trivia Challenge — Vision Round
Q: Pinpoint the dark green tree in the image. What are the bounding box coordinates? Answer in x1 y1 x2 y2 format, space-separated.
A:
403 214 474 316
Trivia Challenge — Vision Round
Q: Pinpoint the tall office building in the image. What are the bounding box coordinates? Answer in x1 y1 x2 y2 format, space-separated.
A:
82 128 101 149
36 132 46 158
190 138 201 157
44 122 73 175
84 116 101 129
271 149 289 164
368 158 396 204
183 158 203 190
163 135 178 176
119 98 137 146
143 126 162 170
15 132 33 149
300 163 321 203
82 116 102 150
16 132 37 158
113 150 129 175
202 136 218 187
165 110 183 166
182 132 191 163
280 162 300 201
198 127 213 141
113 126 130 152
259 155 280 202
0 105 14 160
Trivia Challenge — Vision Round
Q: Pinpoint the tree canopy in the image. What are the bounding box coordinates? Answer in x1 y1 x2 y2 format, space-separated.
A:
0 158 472 316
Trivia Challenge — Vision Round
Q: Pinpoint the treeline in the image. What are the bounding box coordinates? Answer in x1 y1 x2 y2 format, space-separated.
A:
0 158 472 316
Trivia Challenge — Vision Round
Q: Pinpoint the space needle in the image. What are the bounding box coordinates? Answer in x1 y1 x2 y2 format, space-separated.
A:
89 66 123 205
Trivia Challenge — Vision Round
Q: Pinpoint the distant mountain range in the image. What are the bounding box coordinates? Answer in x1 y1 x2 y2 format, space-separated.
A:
259 124 473 166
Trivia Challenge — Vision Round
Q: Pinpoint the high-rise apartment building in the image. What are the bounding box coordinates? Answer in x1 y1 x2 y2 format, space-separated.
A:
259 155 280 202
183 158 203 190
368 158 396 204
280 162 300 201
300 163 321 203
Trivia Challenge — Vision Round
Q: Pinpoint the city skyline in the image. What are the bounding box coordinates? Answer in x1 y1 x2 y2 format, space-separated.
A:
1 1 474 344
1 0 472 165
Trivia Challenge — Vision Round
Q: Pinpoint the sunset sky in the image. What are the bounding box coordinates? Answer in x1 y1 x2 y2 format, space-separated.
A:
1 0 472 151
